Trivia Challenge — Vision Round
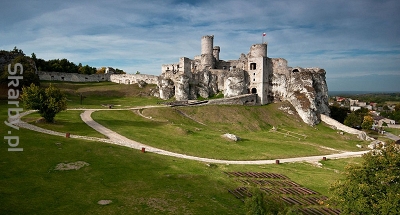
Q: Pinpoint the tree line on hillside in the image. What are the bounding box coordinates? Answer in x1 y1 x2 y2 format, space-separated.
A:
31 52 126 74
335 93 400 104
1 47 126 87
0 47 40 87
329 105 400 129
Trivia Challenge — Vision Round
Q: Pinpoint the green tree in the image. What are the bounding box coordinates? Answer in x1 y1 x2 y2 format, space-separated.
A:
329 106 349 123
330 142 400 214
344 112 361 128
361 115 374 130
1 55 40 87
21 83 67 122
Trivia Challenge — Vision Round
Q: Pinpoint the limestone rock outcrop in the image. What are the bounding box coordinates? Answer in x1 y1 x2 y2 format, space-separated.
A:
224 69 247 98
269 58 330 125
158 77 175 100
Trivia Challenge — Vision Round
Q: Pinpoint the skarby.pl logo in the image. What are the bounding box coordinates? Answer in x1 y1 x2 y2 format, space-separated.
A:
4 63 23 152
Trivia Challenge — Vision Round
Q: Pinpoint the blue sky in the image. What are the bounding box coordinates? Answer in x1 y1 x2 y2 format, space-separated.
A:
1 0 399 92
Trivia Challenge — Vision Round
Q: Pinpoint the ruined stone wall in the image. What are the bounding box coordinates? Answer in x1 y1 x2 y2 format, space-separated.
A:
38 71 110 82
320 114 368 140
110 74 158 85
207 94 257 105
156 36 330 126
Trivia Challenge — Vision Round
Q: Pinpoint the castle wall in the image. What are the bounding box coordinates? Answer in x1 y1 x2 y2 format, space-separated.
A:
207 94 257 105
110 74 158 85
38 71 110 82
157 35 330 126
213 46 220 62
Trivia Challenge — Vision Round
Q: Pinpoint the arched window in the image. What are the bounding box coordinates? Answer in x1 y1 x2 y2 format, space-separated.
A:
251 88 257 94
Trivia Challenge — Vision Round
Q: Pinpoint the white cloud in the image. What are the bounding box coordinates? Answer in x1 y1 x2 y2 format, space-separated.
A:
0 0 399 90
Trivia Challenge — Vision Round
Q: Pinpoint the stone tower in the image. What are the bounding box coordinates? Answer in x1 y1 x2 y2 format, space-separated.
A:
213 46 220 62
248 43 269 105
200 35 215 70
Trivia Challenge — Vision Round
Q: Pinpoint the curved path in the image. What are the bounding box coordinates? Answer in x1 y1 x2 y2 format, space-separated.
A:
16 109 370 165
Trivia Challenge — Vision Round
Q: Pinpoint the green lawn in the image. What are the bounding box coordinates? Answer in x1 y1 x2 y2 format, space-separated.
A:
0 99 364 214
0 80 374 214
22 110 106 138
40 81 166 109
90 104 365 160
385 127 400 136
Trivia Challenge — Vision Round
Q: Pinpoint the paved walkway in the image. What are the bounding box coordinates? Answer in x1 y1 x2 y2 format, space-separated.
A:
16 109 370 165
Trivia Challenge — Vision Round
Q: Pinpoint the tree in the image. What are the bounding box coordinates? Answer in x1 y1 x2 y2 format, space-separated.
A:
329 106 349 123
361 115 374 130
344 112 362 128
21 83 67 122
330 142 400 214
1 55 40 87
96 67 106 74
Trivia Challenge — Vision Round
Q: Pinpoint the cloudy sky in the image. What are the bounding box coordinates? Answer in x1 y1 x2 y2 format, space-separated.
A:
1 0 399 92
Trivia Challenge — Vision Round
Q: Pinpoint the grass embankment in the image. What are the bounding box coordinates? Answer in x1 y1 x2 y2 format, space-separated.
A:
23 81 366 160
2 100 363 214
40 81 165 109
91 104 365 160
1 81 370 214
22 110 106 138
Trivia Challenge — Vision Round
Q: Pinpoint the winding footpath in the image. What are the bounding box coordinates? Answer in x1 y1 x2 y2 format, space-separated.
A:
16 108 370 165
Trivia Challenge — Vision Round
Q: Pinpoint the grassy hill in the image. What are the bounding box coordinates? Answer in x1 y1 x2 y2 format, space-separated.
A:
1 81 368 214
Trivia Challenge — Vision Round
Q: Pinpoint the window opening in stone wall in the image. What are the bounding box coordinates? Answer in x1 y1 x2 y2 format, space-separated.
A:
251 88 257 94
61 77 64 81
292 69 299 73
253 79 255 81
250 63 256 70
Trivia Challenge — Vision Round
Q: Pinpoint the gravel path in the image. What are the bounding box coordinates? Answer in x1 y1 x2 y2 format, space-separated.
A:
16 109 370 164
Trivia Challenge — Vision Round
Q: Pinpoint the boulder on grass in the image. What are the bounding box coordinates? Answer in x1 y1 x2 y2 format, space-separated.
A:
222 133 240 141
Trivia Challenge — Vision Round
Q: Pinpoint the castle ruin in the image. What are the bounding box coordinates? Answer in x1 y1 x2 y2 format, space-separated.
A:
159 35 269 105
33 35 330 125
157 35 330 125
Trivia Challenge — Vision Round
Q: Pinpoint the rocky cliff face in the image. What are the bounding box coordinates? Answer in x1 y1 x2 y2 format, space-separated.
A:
269 58 330 125
224 69 248 98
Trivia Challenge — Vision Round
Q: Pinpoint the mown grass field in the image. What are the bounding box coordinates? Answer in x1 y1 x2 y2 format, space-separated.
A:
0 81 375 214
91 105 365 160
40 81 165 108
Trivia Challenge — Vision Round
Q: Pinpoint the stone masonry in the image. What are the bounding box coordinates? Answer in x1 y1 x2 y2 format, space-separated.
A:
157 35 330 125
